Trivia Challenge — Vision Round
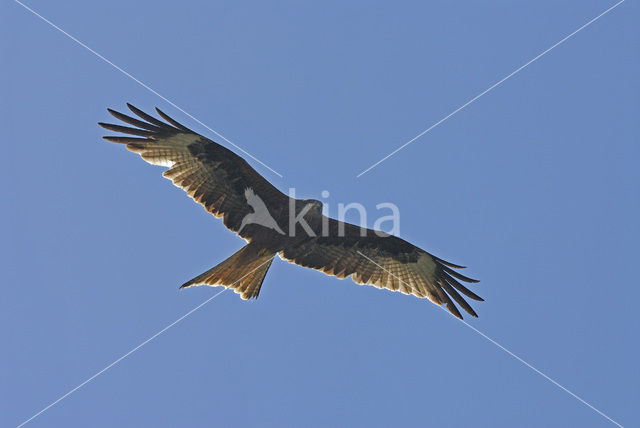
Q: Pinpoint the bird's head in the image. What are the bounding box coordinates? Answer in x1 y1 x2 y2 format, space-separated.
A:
302 199 323 213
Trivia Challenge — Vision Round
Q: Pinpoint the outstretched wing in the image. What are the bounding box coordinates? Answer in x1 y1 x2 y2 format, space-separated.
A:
280 218 482 319
99 104 288 239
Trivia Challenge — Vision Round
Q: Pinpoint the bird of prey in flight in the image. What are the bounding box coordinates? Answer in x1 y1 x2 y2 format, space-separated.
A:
99 104 482 319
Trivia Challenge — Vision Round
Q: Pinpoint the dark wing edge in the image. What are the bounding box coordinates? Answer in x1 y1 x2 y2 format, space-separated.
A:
98 104 288 236
432 256 482 319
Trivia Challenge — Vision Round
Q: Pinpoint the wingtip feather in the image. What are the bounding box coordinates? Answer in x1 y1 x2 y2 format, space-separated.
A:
155 107 193 132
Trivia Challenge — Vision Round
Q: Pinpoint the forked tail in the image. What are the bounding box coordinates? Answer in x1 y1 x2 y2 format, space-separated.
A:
180 243 275 299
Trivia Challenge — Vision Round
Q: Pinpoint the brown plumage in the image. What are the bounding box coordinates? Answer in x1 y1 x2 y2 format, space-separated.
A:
100 104 482 319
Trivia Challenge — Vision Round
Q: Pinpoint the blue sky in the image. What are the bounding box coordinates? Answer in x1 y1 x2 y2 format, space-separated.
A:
2 1 638 427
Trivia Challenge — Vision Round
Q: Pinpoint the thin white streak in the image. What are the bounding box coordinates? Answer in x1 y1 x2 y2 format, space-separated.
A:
13 0 283 178
452 314 624 428
16 256 276 427
356 0 625 177
355 251 624 427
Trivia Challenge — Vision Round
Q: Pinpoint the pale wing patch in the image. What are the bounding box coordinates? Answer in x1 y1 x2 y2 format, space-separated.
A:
127 134 201 168
278 241 483 318
351 253 444 304
280 244 444 303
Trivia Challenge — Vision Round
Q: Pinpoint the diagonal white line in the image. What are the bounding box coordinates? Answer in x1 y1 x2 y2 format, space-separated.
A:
16 256 276 428
452 314 624 428
13 0 284 179
355 250 624 427
356 0 625 178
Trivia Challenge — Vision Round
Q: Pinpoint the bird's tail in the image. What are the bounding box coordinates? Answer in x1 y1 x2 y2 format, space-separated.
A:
180 243 275 299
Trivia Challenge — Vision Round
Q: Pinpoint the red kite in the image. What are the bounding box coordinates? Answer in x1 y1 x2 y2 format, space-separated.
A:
100 105 482 318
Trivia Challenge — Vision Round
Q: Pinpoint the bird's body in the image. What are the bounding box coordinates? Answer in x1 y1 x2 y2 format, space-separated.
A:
238 188 285 235
100 104 482 319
